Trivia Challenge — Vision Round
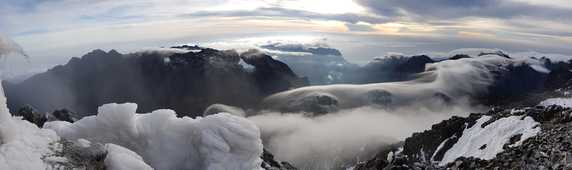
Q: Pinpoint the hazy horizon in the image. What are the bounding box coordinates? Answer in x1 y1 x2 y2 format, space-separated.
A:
1 0 572 77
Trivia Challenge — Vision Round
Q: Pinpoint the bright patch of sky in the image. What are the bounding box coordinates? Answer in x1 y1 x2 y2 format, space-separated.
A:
0 0 571 77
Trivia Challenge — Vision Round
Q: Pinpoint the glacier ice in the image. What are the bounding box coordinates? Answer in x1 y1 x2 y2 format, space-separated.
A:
45 103 264 170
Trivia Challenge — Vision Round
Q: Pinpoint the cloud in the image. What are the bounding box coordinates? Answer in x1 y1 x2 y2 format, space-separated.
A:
249 106 475 169
184 7 389 24
0 0 570 70
0 34 27 58
355 0 572 21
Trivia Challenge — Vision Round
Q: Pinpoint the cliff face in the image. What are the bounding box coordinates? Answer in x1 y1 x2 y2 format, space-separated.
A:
3 48 307 117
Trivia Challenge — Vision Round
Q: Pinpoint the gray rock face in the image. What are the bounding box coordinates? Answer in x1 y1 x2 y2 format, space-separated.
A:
261 149 297 170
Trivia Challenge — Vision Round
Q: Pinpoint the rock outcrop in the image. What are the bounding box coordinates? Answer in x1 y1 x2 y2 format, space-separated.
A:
355 105 572 170
261 149 297 170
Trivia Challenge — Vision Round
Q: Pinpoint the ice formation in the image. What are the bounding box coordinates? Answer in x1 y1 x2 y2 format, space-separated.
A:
0 82 153 169
0 82 61 169
105 143 153 170
0 77 263 169
46 103 264 170
439 115 540 165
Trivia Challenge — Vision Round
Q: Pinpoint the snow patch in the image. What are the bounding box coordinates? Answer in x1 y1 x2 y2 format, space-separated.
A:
0 82 61 170
105 143 152 170
45 103 263 170
512 51 572 62
539 98 572 108
439 115 540 165
448 48 505 58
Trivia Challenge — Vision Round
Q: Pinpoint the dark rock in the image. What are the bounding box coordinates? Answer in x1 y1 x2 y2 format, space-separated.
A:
260 43 342 56
478 50 511 58
402 114 481 163
341 55 434 84
355 106 572 170
367 90 393 107
449 54 471 60
241 49 309 95
4 49 308 117
261 149 297 170
170 45 203 51
280 93 339 115
51 109 77 123
14 105 47 127
46 139 107 170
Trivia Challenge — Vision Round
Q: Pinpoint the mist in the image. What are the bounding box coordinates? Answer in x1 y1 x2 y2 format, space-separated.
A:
0 34 27 58
248 53 527 169
262 54 512 114
249 105 479 169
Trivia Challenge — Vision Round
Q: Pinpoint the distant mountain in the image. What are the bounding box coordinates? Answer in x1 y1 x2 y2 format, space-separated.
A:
261 49 572 114
261 43 434 85
3 48 308 117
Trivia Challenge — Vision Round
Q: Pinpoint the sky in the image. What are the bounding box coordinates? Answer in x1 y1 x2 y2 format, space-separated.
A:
1 0 572 75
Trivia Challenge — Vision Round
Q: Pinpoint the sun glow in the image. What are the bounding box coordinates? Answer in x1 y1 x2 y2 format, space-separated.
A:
278 0 365 14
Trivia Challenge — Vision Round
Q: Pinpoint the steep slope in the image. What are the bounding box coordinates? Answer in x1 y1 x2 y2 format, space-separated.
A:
355 105 572 170
3 48 307 117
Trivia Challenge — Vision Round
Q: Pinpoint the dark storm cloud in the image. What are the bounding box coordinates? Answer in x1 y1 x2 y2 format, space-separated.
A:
355 0 572 21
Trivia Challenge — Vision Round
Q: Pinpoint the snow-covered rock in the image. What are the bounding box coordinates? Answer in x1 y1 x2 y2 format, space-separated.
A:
448 48 509 59
439 115 540 165
203 104 246 117
0 82 154 169
353 106 572 170
0 78 264 170
0 82 61 170
105 143 153 170
45 103 264 170
539 98 572 108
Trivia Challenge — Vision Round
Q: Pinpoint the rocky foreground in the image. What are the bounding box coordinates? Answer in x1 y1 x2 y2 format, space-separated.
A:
355 105 572 170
